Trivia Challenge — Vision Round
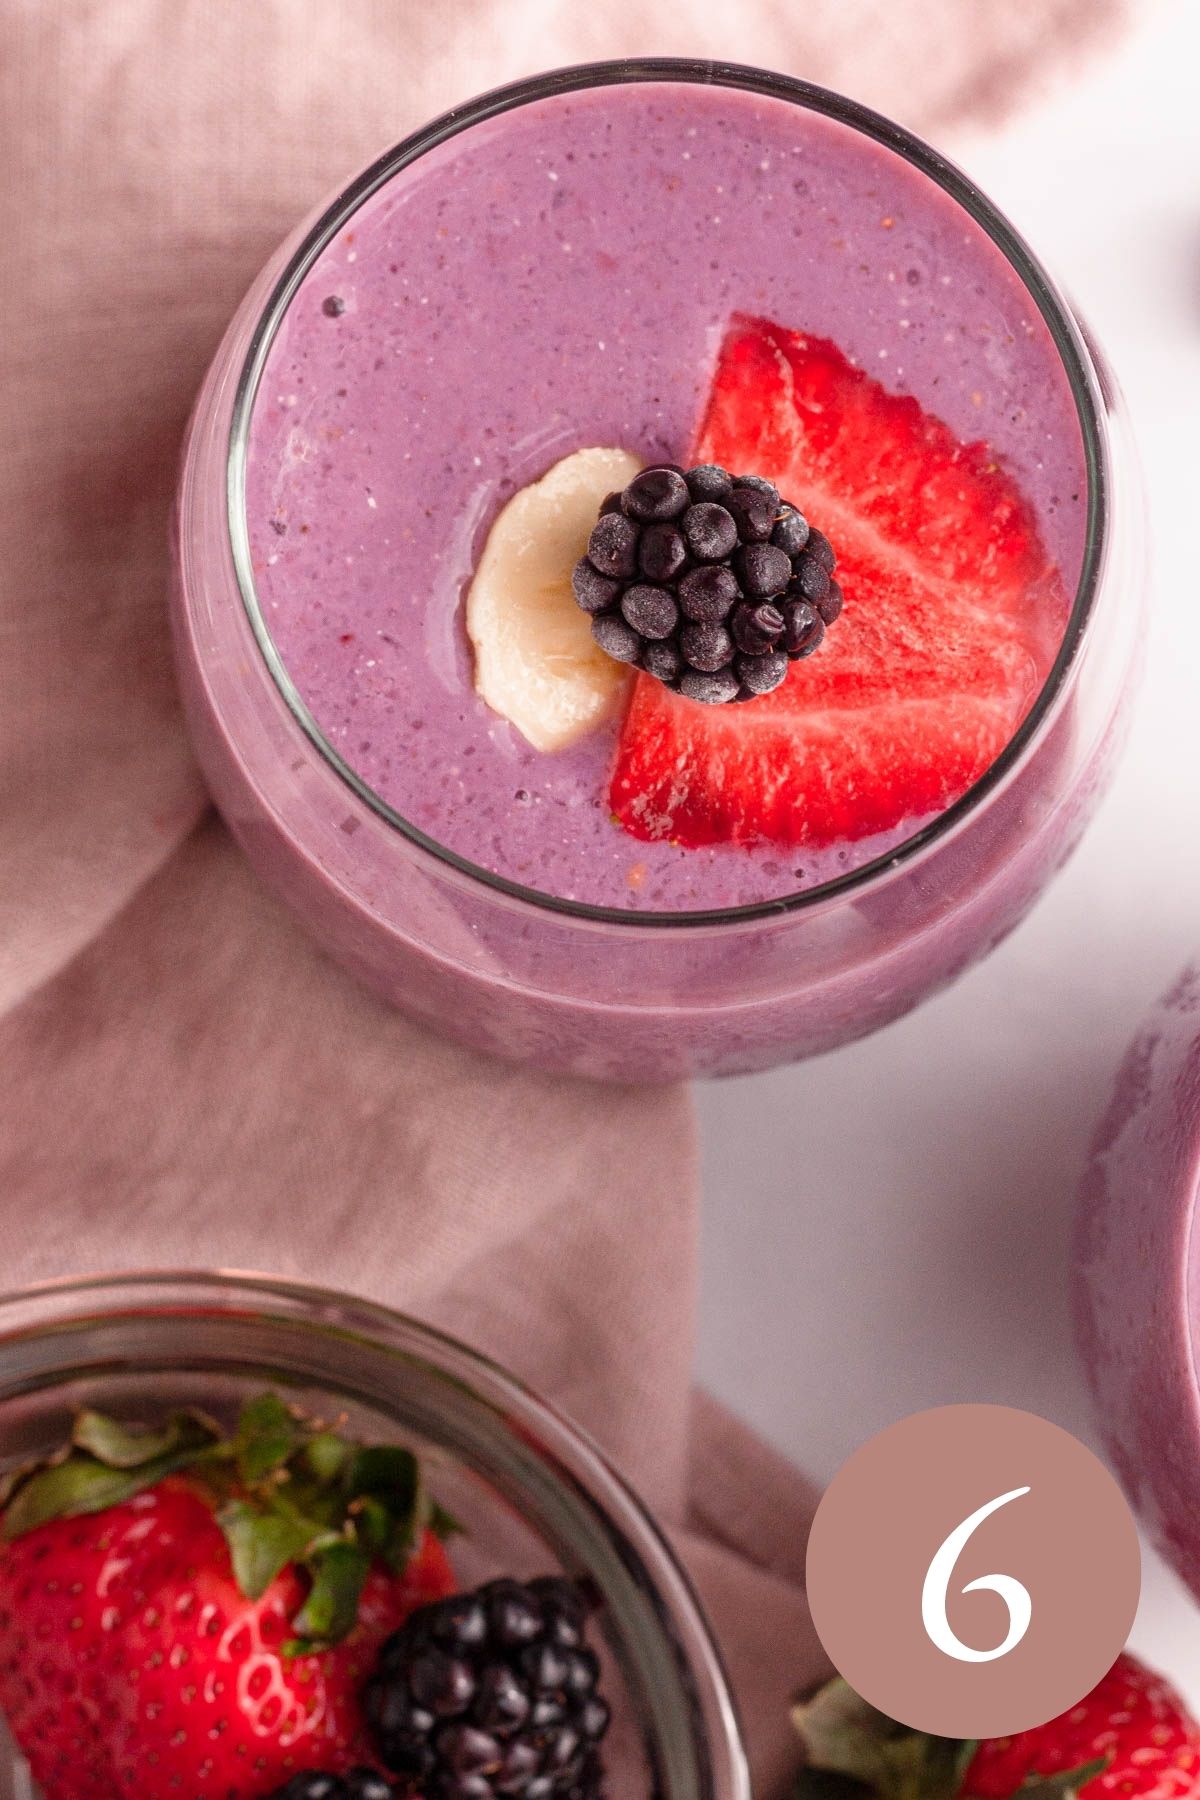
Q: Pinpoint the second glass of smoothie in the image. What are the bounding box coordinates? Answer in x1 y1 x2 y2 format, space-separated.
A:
173 60 1141 1080
1075 969 1200 1606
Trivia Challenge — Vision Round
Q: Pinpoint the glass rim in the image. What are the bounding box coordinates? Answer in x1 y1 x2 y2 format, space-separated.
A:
226 55 1108 931
0 1267 751 1800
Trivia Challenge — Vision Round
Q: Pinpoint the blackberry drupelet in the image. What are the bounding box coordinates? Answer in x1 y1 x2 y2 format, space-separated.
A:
267 1771 395 1800
363 1576 610 1799
572 463 842 703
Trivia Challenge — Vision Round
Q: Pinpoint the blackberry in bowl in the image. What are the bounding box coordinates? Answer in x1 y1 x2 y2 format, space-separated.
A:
364 1578 610 1796
0 1272 747 1800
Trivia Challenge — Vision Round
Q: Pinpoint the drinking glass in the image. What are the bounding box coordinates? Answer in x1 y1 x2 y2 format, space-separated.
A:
172 59 1142 1081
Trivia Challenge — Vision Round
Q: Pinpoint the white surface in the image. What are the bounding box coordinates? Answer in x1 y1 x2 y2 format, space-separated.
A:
696 0 1200 1708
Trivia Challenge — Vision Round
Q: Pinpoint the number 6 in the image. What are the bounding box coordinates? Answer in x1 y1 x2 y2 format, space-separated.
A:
921 1487 1033 1664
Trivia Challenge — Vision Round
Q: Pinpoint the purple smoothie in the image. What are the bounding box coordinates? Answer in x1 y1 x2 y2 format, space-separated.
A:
243 79 1087 912
174 67 1133 1079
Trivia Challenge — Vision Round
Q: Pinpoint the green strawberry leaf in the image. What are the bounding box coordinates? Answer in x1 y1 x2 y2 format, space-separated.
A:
236 1393 301 1485
73 1407 220 1470
793 1680 976 1800
217 1499 316 1601
344 1444 423 1570
4 1457 157 1539
345 1444 420 1509
303 1431 354 1486
429 1499 464 1541
0 1458 44 1510
291 1539 371 1646
352 1494 395 1561
3 1436 216 1541
1000 1760 1110 1800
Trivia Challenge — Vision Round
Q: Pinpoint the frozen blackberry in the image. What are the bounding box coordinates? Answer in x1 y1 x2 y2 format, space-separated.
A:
806 525 836 572
793 556 831 606
570 560 620 616
621 583 678 640
573 462 841 703
723 487 776 543
591 613 641 664
738 650 789 695
733 542 791 596
816 577 844 625
782 598 825 657
772 508 810 557
679 621 734 673
730 601 785 656
681 668 741 705
641 640 682 684
682 502 738 562
622 466 689 521
268 1772 395 1800
638 523 688 582
679 564 740 623
585 512 638 579
363 1576 610 1800
685 463 733 502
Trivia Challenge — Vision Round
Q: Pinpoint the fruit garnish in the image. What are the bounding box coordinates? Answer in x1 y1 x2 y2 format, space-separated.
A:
467 447 642 750
575 462 841 704
364 1576 610 1798
611 317 1068 851
792 1657 1198 1800
0 1395 457 1799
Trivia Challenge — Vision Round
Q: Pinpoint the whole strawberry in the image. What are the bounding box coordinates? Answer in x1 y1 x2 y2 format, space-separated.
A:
0 1395 457 1800
964 1656 1200 1800
793 1656 1200 1800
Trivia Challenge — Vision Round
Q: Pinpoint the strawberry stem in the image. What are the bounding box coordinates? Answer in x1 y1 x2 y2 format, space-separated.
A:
0 1393 459 1649
793 1681 1112 1800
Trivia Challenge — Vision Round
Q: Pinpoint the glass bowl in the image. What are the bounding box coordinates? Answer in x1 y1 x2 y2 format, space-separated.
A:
172 58 1143 1082
0 1271 748 1800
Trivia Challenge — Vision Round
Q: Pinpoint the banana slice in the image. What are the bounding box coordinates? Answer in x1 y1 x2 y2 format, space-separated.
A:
467 447 643 752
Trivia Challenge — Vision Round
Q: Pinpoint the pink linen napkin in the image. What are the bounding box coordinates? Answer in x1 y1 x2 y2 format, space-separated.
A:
0 3 1128 1792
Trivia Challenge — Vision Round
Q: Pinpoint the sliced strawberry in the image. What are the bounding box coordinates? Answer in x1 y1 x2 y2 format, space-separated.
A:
611 318 1069 850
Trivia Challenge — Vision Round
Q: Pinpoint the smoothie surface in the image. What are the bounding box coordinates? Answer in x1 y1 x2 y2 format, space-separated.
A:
244 78 1088 911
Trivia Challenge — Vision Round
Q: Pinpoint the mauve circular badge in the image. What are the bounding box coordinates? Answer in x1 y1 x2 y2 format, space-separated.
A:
805 1404 1141 1738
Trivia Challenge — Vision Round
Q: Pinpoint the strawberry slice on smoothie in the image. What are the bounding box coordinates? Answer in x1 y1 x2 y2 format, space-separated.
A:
610 317 1069 850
